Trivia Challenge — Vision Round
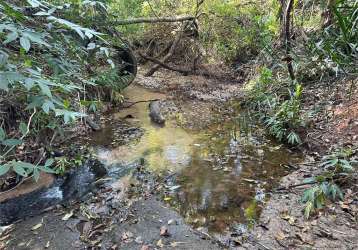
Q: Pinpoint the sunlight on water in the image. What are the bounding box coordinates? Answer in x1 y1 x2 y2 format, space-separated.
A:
96 85 195 172
91 84 302 233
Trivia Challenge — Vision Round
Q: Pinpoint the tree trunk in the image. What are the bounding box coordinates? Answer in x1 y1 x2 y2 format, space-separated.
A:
322 0 336 28
283 0 295 81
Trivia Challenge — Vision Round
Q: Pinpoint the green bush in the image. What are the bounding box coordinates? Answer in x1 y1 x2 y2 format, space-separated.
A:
247 67 304 145
0 0 128 181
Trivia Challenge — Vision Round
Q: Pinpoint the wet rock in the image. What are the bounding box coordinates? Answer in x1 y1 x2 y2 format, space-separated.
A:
168 219 178 225
0 177 62 225
62 160 107 201
198 189 211 211
219 194 229 210
89 159 108 178
85 116 101 131
233 157 242 176
149 100 165 125
0 159 107 225
160 226 170 236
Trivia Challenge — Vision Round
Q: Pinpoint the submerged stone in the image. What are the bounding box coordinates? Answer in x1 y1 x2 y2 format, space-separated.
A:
149 100 165 125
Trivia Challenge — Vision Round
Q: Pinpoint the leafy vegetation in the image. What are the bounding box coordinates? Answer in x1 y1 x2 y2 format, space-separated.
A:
246 67 304 145
302 148 357 218
0 0 133 181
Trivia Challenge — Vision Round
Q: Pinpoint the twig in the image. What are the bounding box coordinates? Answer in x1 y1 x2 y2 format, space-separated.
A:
1 108 37 160
282 0 295 81
275 175 349 192
254 241 271 250
275 181 317 191
121 99 161 109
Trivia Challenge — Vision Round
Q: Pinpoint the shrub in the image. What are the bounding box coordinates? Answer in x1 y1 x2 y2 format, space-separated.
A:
302 148 357 218
247 67 304 145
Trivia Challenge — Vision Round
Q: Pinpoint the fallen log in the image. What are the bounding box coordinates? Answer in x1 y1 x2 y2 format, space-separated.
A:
138 51 229 80
138 51 191 75
111 15 195 25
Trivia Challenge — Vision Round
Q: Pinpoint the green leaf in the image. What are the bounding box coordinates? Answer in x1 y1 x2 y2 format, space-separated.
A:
303 177 315 184
315 175 326 183
12 164 29 177
0 53 8 66
3 71 24 82
0 164 10 176
33 168 40 182
0 75 9 91
304 201 313 219
55 109 85 124
20 37 31 52
26 96 45 110
74 27 85 39
0 127 6 141
38 82 52 98
19 122 28 135
2 138 22 146
24 78 35 90
337 187 344 200
23 31 50 47
0 0 25 21
3 32 18 44
38 165 57 174
27 0 42 8
42 100 55 114
330 184 337 200
45 158 54 167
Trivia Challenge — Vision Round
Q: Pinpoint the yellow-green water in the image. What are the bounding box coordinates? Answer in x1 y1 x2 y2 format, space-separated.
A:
95 85 196 172
90 84 302 233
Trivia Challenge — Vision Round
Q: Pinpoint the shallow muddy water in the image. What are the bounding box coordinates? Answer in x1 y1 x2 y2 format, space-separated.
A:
89 84 302 233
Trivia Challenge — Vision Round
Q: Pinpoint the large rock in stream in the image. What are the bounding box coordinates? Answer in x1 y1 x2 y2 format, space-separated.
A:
149 100 165 125
0 159 106 225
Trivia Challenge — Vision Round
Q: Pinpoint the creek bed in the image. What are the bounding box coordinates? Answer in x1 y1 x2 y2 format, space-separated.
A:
88 85 302 233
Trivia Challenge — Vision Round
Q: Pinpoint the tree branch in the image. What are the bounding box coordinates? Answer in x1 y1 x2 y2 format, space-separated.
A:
138 51 233 81
111 15 195 25
138 51 192 75
144 24 185 76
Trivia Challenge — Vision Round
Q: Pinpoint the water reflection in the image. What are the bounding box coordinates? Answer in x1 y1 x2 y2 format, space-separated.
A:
90 85 301 233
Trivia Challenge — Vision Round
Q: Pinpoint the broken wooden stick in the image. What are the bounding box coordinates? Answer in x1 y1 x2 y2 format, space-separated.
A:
121 98 160 108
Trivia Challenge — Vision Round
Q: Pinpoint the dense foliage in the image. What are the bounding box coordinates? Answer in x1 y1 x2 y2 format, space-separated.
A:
0 0 133 180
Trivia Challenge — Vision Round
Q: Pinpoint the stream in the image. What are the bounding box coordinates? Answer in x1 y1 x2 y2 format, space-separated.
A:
1 84 303 248
88 85 302 233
